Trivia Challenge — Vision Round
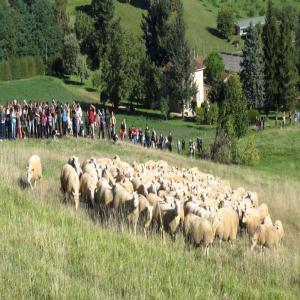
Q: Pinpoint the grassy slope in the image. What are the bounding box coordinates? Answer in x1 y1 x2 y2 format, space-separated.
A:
68 0 235 55
0 139 299 299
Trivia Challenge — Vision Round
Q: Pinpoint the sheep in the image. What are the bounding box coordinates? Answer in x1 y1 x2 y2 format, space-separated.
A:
27 155 42 189
82 161 101 181
262 214 273 226
68 156 82 177
184 200 214 220
183 213 221 256
94 179 113 222
120 179 134 194
156 200 183 243
60 164 80 210
274 220 284 245
80 173 97 208
251 224 280 251
216 207 239 245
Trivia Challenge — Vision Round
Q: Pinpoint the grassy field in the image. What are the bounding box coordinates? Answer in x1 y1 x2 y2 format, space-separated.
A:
68 0 236 55
0 138 299 299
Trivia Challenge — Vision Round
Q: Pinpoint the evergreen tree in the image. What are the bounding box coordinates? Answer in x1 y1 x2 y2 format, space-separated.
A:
142 0 171 66
277 7 298 110
62 34 80 75
91 0 115 67
165 2 196 113
240 24 265 109
263 1 279 111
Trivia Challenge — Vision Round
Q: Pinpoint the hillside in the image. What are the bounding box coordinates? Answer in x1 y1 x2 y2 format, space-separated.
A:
0 138 299 299
68 0 236 55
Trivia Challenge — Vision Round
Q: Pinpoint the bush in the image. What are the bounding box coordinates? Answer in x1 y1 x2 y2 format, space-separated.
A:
247 109 260 125
195 101 219 125
0 56 44 81
236 134 260 165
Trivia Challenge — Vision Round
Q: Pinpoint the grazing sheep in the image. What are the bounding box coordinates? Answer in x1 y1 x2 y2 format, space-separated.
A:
274 220 284 245
120 179 134 194
27 155 42 189
263 215 273 226
184 213 221 256
68 156 82 177
80 173 97 208
216 207 239 244
251 224 280 251
60 164 80 210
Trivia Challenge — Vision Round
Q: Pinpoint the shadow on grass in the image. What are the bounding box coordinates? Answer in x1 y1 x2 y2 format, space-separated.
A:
18 177 29 190
117 0 147 10
86 87 97 93
75 4 92 15
206 27 225 39
64 79 84 86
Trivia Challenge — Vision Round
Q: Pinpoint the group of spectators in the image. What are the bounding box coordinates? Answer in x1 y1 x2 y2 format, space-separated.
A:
0 100 205 159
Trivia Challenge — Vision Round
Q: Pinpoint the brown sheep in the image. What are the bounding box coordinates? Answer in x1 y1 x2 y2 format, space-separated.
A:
60 164 80 210
184 213 221 256
27 155 42 189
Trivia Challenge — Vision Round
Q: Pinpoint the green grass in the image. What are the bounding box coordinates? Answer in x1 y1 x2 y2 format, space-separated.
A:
68 0 236 56
0 138 299 299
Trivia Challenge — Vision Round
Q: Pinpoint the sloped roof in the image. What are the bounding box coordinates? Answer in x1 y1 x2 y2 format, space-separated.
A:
236 16 265 29
221 53 243 73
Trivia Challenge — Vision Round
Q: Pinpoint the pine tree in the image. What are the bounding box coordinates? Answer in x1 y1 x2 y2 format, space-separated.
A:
263 1 279 111
277 7 298 110
91 0 115 67
241 24 265 109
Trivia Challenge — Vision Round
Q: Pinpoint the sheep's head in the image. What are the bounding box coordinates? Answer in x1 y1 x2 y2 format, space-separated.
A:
274 220 282 231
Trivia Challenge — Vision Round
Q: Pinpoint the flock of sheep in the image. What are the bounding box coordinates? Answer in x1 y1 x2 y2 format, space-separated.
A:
26 154 284 256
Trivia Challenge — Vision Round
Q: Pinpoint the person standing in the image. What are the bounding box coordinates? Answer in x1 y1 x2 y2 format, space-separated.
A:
0 105 6 141
16 106 22 140
10 106 16 140
99 108 106 139
41 108 47 138
105 109 111 139
145 125 150 147
182 139 186 152
88 104 95 139
62 105 67 136
197 136 203 154
110 111 116 138
28 102 35 138
177 139 181 154
120 119 126 140
56 102 62 136
76 103 82 137
21 105 28 139
167 131 172 152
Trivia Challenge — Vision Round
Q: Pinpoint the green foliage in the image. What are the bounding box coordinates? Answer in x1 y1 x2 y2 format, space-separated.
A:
75 11 94 42
75 55 89 83
236 134 260 165
63 34 80 75
204 52 225 84
0 57 45 81
53 0 70 36
217 4 235 39
247 109 260 125
196 101 219 125
91 70 103 92
240 24 265 109
223 74 249 138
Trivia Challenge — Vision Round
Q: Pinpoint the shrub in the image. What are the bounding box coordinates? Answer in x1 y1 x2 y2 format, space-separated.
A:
247 109 260 125
236 134 260 165
196 101 219 125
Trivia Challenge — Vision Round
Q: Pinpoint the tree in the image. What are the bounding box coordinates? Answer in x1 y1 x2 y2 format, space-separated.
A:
240 24 265 109
263 1 280 111
91 69 103 92
62 34 80 75
53 0 70 36
75 55 89 83
142 0 171 66
277 7 298 110
75 11 94 42
91 0 115 67
164 2 196 114
217 5 235 39
204 52 225 84
222 74 248 138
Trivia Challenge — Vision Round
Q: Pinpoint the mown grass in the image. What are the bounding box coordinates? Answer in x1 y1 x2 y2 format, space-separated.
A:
67 0 236 55
0 138 299 299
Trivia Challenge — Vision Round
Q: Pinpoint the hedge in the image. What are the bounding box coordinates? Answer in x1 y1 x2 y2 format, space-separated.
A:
0 56 45 81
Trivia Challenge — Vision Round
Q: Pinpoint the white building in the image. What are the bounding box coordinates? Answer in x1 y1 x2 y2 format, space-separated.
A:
193 56 205 107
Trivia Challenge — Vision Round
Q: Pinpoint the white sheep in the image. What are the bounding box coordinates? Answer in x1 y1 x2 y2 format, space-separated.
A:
27 154 42 189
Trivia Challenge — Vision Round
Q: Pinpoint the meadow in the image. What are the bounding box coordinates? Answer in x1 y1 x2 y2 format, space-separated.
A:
0 137 299 299
68 0 236 56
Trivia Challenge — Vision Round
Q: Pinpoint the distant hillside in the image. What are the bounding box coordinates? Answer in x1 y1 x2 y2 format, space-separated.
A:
68 0 236 56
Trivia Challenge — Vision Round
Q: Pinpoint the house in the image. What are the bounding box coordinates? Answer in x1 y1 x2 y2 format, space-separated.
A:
221 53 243 74
235 16 265 36
193 56 205 107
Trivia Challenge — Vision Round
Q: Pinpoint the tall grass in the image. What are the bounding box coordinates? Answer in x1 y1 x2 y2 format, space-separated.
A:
0 138 299 299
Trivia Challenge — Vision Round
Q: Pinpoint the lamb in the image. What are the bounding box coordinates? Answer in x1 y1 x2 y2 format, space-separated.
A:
216 207 239 244
251 224 280 251
183 213 221 256
60 164 80 209
27 154 42 189
67 156 82 177
80 173 97 208
274 220 284 245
